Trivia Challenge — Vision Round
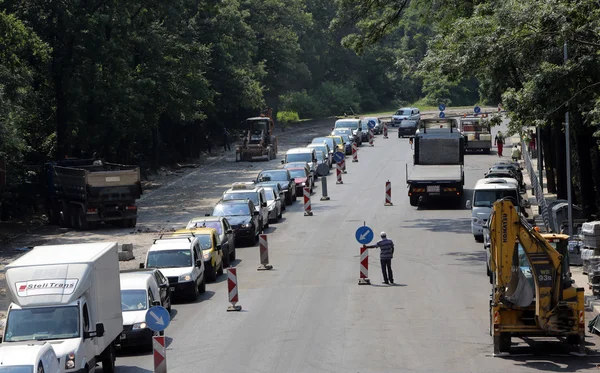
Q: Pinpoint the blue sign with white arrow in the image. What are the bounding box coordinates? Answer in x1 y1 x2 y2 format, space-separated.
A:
355 225 374 245
333 151 345 163
145 306 171 332
438 104 446 111
474 106 481 114
367 120 376 129
439 112 446 118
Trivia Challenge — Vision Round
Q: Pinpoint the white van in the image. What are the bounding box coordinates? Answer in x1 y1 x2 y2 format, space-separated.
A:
283 148 317 177
0 343 60 373
222 182 269 230
3 242 122 373
466 178 520 242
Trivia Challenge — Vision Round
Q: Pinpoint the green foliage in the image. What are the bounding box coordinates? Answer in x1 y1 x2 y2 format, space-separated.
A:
277 111 300 124
280 91 322 118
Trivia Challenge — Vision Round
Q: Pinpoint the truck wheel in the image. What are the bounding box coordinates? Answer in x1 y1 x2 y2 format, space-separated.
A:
223 251 230 268
190 279 199 301
198 277 206 294
101 344 116 373
409 196 419 207
59 202 71 228
217 261 224 276
285 193 293 206
76 208 89 230
126 218 137 228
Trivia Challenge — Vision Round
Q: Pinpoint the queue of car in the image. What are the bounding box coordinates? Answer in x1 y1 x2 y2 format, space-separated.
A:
113 115 383 351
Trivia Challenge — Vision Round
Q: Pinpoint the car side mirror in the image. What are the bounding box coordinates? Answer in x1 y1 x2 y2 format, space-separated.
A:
216 244 222 250
87 323 104 339
226 229 233 234
253 211 260 216
159 283 168 289
466 200 472 209
261 202 267 207
152 301 161 307
281 160 285 164
139 263 145 269
195 259 203 267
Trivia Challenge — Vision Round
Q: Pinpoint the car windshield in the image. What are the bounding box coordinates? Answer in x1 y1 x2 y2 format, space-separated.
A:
310 145 327 154
286 153 312 163
486 173 514 179
213 203 250 216
315 152 325 161
258 171 288 182
340 134 350 142
0 366 33 373
335 121 358 130
289 169 306 178
195 234 213 250
312 138 334 149
147 249 192 268
4 306 79 342
473 189 519 207
400 120 418 128
121 289 148 312
223 192 259 205
186 220 222 234
395 109 411 116
331 137 342 146
265 189 276 201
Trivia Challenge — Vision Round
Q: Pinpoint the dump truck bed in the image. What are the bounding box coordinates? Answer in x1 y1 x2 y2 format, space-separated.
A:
407 165 463 183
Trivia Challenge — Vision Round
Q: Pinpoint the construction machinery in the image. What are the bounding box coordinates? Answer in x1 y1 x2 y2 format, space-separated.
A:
235 108 278 162
488 198 585 356
459 114 492 153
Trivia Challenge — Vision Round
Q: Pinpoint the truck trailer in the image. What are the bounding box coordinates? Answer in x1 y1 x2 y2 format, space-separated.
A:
2 242 123 373
43 159 142 230
406 118 465 207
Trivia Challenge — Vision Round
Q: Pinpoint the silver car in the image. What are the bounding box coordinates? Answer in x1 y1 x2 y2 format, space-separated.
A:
391 107 421 127
263 187 283 223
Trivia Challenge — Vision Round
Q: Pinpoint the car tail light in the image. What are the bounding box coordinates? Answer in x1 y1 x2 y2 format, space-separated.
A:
86 208 98 214
126 206 137 210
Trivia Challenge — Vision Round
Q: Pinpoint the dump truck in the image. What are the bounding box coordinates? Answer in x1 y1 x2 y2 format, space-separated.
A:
43 158 142 229
405 118 465 207
487 198 585 356
235 108 278 162
460 115 492 153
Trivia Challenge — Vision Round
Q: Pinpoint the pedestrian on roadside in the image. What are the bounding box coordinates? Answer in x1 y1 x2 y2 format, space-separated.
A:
494 131 505 157
205 132 212 154
365 232 395 285
511 144 521 161
223 128 231 151
528 129 536 154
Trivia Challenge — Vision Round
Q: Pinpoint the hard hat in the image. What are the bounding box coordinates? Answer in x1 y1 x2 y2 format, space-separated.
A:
380 231 387 238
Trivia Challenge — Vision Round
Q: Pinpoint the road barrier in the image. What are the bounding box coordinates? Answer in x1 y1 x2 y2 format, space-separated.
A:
522 141 551 231
336 163 343 184
383 123 388 139
352 143 359 162
227 268 242 311
303 187 313 216
257 234 273 270
340 157 347 174
369 129 374 146
153 336 167 373
358 245 370 285
385 180 393 206
320 176 330 201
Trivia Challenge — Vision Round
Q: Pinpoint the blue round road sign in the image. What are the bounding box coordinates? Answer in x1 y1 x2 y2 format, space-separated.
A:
145 306 171 332
438 104 446 111
439 112 446 118
333 151 345 163
367 120 376 129
474 106 481 114
355 226 374 245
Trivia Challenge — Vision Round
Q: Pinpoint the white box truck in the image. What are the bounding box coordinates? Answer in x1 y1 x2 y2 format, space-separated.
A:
1 242 123 373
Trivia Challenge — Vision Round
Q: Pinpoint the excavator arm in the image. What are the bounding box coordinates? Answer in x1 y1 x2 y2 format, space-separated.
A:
489 199 565 332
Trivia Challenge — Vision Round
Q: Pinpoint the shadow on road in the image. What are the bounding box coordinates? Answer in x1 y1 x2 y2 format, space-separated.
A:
400 218 471 234
503 338 600 372
114 365 153 373
415 188 474 211
444 250 486 264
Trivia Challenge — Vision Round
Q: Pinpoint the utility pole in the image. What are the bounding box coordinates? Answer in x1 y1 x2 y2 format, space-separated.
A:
537 127 543 192
564 40 573 237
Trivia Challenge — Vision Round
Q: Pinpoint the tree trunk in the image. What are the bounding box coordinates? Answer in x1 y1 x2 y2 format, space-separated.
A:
553 118 568 200
541 125 556 193
54 70 68 160
591 140 600 216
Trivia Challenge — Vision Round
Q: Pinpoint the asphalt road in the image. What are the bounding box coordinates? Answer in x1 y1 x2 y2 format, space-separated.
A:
113 119 600 373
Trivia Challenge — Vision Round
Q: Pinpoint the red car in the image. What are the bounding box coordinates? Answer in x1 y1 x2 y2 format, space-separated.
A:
287 167 313 195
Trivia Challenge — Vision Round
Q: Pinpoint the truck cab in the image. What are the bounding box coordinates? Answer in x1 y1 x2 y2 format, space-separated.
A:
2 242 123 373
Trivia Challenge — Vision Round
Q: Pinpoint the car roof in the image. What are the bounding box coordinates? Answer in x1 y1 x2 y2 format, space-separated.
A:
174 227 217 236
307 143 328 148
287 147 314 154
335 118 359 123
398 107 417 111
189 216 223 223
474 178 518 189
216 199 251 205
120 272 155 290
120 268 161 275
287 167 306 172
259 169 288 174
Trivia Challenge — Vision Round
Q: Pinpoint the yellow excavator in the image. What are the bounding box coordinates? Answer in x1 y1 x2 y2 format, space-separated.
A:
488 198 585 356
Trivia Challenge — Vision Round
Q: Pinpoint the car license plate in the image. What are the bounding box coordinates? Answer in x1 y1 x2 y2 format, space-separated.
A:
120 333 126 340
427 185 440 193
169 287 175 292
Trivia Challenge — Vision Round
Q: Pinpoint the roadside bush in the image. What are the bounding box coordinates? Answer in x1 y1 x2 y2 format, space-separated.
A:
314 82 361 117
280 91 323 118
277 111 300 124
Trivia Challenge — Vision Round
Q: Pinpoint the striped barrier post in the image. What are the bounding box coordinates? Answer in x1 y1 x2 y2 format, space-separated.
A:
352 142 358 162
153 336 167 373
303 187 313 216
227 268 242 311
336 163 343 184
257 234 273 270
340 157 347 174
358 245 370 285
385 180 393 206
383 123 388 139
369 129 374 146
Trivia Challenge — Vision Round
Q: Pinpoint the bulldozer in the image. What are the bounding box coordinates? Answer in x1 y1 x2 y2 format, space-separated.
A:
235 108 278 162
488 198 585 356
